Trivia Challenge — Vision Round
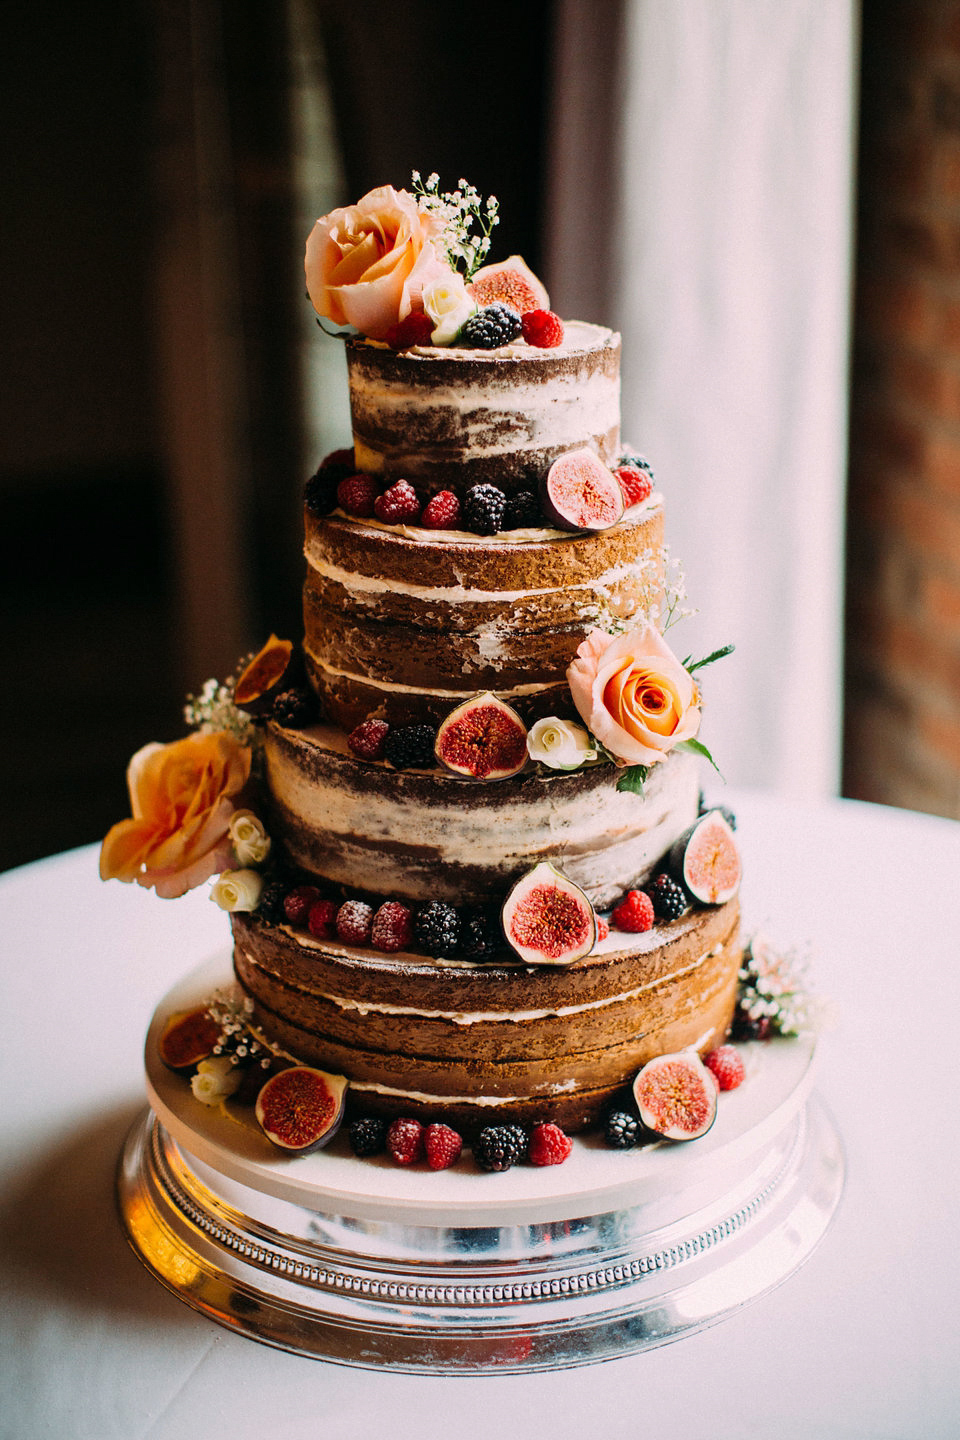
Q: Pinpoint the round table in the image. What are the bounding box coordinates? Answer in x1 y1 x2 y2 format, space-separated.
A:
1 792 957 1437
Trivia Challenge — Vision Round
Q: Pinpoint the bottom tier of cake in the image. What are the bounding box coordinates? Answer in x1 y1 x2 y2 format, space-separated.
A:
231 899 741 1133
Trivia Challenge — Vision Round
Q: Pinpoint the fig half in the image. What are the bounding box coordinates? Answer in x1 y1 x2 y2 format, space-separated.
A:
541 448 625 533
632 1052 718 1141
434 692 528 780
254 1065 347 1154
467 256 549 314
233 634 296 715
158 1007 221 1072
669 809 741 904
501 861 596 965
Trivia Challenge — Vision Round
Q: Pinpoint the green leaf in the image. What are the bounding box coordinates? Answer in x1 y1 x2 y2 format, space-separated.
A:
676 737 723 776
615 765 650 795
682 643 735 674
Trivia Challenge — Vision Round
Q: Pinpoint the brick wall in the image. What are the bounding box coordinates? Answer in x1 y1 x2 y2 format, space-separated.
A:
845 1 960 817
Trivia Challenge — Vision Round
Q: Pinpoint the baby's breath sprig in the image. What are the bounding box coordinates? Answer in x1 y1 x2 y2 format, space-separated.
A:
184 666 258 747
411 171 499 279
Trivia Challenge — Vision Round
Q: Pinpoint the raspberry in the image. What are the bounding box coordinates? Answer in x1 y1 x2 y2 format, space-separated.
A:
521 308 564 348
528 1121 573 1167
383 724 436 770
595 917 610 941
347 717 390 760
348 1115 387 1157
463 483 507 535
336 899 373 945
611 889 655 933
386 1116 425 1165
614 465 653 507
474 1124 526 1172
414 901 461 956
704 1045 746 1092
282 884 322 927
646 873 688 921
605 1109 643 1149
337 472 379 517
307 898 338 939
386 311 435 350
374 479 421 524
421 490 462 530
424 1122 463 1170
503 489 541 529
370 901 413 953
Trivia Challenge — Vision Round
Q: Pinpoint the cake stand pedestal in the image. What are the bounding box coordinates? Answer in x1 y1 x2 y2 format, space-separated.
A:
116 959 844 1373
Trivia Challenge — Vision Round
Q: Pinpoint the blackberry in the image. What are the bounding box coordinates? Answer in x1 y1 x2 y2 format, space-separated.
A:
731 1006 772 1042
256 878 289 925
460 907 501 961
605 1109 643 1149
463 483 507 535
272 687 315 727
646 873 688 921
459 301 522 350
502 1122 529 1163
474 1124 527 1172
304 470 340 517
383 724 437 770
348 1116 388 1157
504 488 541 529
414 900 461 956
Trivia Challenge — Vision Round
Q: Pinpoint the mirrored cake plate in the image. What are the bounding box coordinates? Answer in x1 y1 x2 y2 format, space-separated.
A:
117 955 844 1372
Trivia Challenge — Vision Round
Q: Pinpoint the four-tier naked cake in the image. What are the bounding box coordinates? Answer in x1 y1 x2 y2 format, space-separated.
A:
103 178 806 1171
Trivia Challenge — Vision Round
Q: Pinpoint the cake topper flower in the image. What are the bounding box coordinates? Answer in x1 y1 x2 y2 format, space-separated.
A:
567 623 701 769
99 730 251 898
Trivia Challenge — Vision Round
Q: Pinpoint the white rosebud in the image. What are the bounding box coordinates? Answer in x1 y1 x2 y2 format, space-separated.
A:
210 868 264 912
228 808 271 866
527 717 598 770
190 1055 243 1106
422 271 477 345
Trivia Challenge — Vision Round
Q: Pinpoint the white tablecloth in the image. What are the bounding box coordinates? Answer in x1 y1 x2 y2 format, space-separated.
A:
2 792 958 1438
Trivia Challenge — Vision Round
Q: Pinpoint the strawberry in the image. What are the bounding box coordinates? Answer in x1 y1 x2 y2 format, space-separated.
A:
386 1116 425 1165
424 1122 463 1170
614 465 653 507
611 889 655 933
521 308 564 348
704 1045 746 1092
373 480 421 524
337 472 379 517
421 490 462 530
528 1121 573 1166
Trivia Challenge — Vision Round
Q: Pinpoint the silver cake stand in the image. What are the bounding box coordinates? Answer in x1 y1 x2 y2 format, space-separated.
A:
117 958 844 1372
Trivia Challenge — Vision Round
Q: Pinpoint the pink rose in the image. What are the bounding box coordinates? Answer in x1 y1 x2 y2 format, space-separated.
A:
99 731 251 898
567 624 701 766
305 185 450 341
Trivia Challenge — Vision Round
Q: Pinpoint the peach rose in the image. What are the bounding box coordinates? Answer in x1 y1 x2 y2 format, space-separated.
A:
305 185 450 340
567 624 701 767
99 731 251 899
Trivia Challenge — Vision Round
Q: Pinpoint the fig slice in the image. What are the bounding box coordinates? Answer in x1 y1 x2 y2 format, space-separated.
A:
632 1052 718 1141
501 861 596 965
233 634 296 715
254 1065 347 1154
434 692 528 780
467 256 549 314
541 448 625 533
158 1007 221 1072
669 810 742 904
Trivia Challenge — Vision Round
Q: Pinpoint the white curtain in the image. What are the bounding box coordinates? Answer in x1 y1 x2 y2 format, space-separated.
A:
548 0 858 797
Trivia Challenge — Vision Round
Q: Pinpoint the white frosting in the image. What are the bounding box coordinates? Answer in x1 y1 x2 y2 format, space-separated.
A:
303 655 553 700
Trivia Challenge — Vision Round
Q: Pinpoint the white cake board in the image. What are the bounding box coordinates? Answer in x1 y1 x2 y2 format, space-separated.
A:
116 956 844 1371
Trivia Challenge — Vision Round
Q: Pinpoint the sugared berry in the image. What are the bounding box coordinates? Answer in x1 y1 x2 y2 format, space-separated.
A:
307 898 338 939
521 308 564 348
282 884 322 927
348 717 390 760
611 889 655 933
503 489 541 529
383 724 436 770
374 479 421 524
613 465 653 507
463 483 507 535
424 1122 463 1170
386 1116 425 1165
370 901 414 953
272 687 315 727
474 1124 527 1173
646 873 688 921
413 901 461 956
605 1109 643 1149
459 301 522 349
528 1121 573 1166
386 311 435 350
704 1045 746 1092
337 472 379 517
336 899 373 945
349 1115 387 1157
421 490 462 530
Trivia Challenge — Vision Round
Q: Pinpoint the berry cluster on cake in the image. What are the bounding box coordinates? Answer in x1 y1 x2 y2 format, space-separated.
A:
101 176 815 1173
